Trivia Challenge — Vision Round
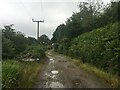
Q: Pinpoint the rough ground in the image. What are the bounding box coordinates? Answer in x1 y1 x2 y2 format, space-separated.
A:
34 50 110 88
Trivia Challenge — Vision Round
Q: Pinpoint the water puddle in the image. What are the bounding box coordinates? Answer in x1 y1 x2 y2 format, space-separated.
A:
49 59 55 65
51 70 59 74
49 58 53 61
49 82 64 88
45 73 57 79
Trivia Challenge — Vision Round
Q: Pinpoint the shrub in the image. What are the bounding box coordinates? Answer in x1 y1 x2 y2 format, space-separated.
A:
2 60 43 88
22 45 45 59
69 22 119 75
54 22 120 75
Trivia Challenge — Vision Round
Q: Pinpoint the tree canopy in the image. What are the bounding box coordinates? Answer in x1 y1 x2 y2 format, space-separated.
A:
51 1 120 43
2 24 46 59
52 1 120 75
38 34 51 45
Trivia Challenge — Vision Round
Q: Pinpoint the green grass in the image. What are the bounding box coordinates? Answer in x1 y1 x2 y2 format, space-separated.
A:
71 59 119 88
2 60 44 88
52 50 119 88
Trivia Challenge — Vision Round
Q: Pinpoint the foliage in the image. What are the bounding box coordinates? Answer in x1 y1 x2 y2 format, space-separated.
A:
103 2 120 22
2 37 15 59
55 22 120 75
2 60 20 88
2 60 43 88
22 45 46 59
38 34 51 45
27 37 38 45
2 25 49 59
13 32 28 54
54 38 71 55
51 1 120 43
2 25 28 58
52 1 120 76
51 24 66 43
72 59 119 88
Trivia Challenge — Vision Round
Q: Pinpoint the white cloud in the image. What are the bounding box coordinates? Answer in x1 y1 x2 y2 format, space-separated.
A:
0 0 111 39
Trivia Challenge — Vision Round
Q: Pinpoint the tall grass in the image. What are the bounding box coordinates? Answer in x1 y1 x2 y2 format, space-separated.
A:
52 51 119 88
2 60 44 88
72 59 119 88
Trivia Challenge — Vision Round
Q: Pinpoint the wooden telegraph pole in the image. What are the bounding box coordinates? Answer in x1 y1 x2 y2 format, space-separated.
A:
32 18 44 40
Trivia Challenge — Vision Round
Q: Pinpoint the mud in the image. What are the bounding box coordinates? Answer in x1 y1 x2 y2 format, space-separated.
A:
34 50 110 88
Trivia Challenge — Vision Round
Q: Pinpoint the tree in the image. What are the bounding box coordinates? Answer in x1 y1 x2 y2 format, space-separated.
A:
51 24 66 43
2 24 28 58
38 34 51 45
13 31 28 54
27 37 37 45
2 37 15 59
103 1 120 22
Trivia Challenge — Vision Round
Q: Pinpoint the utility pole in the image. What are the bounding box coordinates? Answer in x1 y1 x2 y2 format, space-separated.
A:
32 18 44 40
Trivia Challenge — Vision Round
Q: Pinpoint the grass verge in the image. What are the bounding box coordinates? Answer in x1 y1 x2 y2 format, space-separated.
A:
52 50 119 88
71 59 119 88
2 59 45 88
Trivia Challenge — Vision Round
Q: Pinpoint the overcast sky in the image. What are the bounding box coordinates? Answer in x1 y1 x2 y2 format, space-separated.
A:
0 0 111 39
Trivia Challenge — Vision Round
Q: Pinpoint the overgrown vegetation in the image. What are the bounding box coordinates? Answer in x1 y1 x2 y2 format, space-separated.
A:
21 45 46 60
2 24 51 59
53 23 120 75
52 2 120 43
71 59 119 88
2 60 44 88
52 1 120 87
51 51 119 88
68 23 119 75
2 20 51 88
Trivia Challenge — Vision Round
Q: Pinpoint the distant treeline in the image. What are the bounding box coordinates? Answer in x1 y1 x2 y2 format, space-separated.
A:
52 1 120 75
2 24 51 59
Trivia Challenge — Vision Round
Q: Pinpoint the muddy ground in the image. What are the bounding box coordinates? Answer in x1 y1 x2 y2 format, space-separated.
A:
34 50 110 88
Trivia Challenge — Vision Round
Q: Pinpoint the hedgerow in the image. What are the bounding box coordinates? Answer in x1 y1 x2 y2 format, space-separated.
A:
55 22 120 75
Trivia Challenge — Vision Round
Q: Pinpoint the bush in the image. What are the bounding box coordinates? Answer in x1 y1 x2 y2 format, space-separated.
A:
54 22 120 75
69 22 119 75
2 61 20 88
2 37 15 58
2 60 43 88
22 45 45 59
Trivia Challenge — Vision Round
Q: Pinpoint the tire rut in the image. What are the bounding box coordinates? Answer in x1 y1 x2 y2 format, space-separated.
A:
34 50 110 88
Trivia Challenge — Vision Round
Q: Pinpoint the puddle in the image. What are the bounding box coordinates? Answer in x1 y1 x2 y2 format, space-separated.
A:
45 73 57 79
51 70 59 74
49 58 53 61
49 60 55 65
49 82 64 88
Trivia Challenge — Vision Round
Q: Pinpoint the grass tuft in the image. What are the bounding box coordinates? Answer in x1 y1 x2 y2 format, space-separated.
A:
2 60 44 88
72 59 119 88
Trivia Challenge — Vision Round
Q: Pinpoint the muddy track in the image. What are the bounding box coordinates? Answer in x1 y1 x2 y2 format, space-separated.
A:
34 50 110 88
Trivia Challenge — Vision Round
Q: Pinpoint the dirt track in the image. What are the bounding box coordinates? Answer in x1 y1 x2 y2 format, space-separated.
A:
34 50 110 88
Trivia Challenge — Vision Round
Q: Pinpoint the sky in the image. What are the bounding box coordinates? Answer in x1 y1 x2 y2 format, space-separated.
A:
0 0 111 39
